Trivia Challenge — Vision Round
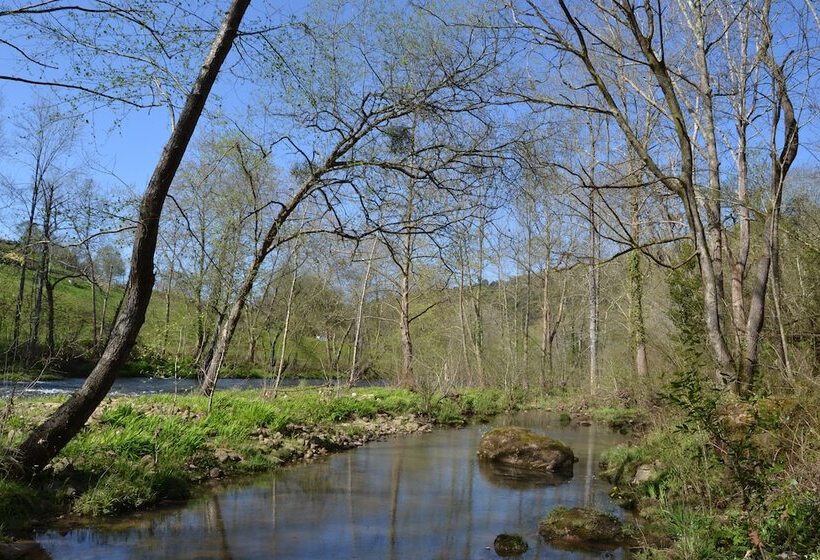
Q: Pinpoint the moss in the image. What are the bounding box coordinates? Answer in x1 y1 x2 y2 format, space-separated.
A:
493 533 528 556
539 506 630 550
478 427 575 474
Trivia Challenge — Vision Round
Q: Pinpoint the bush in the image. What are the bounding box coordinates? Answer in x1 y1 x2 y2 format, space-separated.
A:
759 492 820 555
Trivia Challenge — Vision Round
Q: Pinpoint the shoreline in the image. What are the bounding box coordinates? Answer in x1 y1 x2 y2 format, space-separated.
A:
1 387 521 538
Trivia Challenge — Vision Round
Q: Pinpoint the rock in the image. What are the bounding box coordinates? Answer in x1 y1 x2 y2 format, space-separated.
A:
493 534 528 557
214 448 243 464
631 462 663 485
477 427 576 474
48 457 73 476
208 467 223 479
539 507 630 551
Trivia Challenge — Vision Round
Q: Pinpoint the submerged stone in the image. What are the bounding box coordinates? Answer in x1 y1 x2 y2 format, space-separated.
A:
477 427 576 474
539 506 630 550
493 533 528 556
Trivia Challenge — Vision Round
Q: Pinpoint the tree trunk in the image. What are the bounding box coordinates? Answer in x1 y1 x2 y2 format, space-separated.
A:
398 259 414 388
45 278 56 355
738 1 799 395
629 190 648 378
161 246 177 359
11 165 41 354
99 270 113 341
198 183 314 396
89 263 99 350
271 262 298 397
588 191 599 394
458 243 472 385
8 0 251 478
770 243 791 376
471 217 486 386
27 184 54 361
350 238 376 386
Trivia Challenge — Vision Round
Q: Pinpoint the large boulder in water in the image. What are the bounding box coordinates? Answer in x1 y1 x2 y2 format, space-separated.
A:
477 427 575 474
539 506 630 550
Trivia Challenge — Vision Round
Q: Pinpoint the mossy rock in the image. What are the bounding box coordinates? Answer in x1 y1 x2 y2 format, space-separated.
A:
493 533 528 557
539 506 630 550
477 427 576 474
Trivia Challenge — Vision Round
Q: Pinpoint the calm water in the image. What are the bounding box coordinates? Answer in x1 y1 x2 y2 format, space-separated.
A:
32 411 630 560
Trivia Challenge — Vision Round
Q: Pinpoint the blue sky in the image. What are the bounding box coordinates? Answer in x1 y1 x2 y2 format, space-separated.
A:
0 0 817 242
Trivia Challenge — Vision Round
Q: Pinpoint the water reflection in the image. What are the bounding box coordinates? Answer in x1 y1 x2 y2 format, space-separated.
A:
36 411 630 559
478 461 572 490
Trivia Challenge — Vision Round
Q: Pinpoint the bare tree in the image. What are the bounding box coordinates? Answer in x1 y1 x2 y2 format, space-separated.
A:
7 0 251 478
197 1 510 394
511 0 804 392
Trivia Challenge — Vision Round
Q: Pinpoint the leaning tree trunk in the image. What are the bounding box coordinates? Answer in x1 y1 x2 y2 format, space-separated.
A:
8 0 251 478
198 183 315 397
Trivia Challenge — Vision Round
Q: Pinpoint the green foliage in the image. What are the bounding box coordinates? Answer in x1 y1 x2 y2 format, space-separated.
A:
666 252 706 363
759 492 820 555
591 407 643 432
72 463 175 516
644 505 749 560
599 445 646 485
663 370 774 507
0 481 46 523
459 388 505 419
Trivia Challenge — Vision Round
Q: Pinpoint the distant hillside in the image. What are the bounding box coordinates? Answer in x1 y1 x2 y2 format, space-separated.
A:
0 259 346 380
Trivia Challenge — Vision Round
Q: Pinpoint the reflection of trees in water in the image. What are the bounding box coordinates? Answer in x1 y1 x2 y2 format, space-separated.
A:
204 495 234 560
478 460 573 490
272 466 335 499
583 425 595 507
388 447 402 560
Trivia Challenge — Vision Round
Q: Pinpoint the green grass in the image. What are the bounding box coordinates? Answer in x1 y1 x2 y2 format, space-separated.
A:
1 387 517 529
590 407 644 431
600 404 820 559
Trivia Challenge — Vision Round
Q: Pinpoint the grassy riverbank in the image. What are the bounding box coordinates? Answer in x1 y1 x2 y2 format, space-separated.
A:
0 387 521 535
587 389 819 558
529 384 820 559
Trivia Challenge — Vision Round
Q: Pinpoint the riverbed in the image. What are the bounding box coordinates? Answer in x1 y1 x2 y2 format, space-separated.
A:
31 410 630 559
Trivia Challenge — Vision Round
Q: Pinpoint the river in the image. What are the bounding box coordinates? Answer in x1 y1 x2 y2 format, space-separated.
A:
0 377 381 397
29 410 630 559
